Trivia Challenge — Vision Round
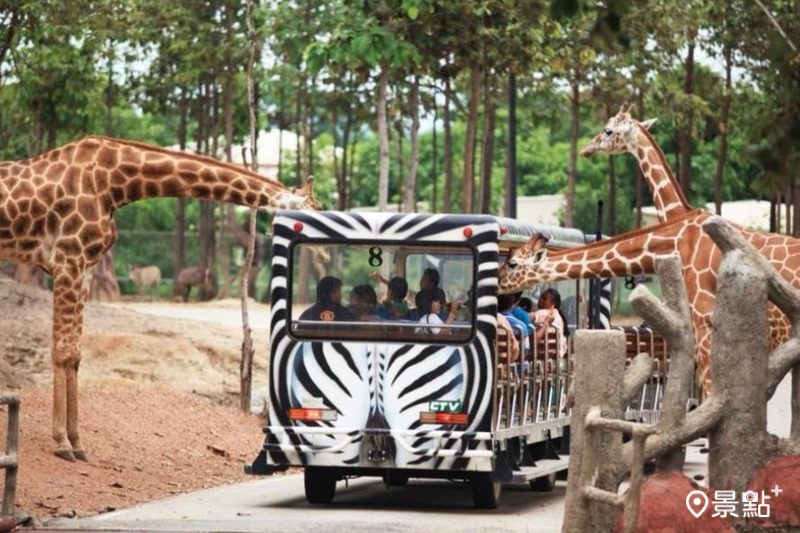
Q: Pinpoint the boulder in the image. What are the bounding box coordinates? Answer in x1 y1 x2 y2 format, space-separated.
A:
746 455 800 529
615 471 734 532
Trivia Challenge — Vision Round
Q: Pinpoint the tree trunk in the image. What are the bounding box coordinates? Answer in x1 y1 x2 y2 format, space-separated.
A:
219 16 236 300
306 76 315 180
608 157 617 235
714 44 732 216
403 75 420 213
0 7 19 76
395 119 405 211
505 71 517 219
443 76 453 213
240 0 258 413
566 81 580 227
174 90 189 290
462 65 481 213
89 249 121 302
794 182 800 238
295 78 303 184
479 69 495 215
677 34 695 199
377 60 390 211
331 92 344 210
634 91 645 228
770 193 778 233
707 249 771 500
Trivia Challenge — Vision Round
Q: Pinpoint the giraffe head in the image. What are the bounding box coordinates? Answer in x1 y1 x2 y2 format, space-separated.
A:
497 234 550 294
270 176 323 212
580 102 657 158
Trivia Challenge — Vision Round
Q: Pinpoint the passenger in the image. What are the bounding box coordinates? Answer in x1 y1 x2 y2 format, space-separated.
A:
510 291 534 331
419 267 440 291
517 296 534 314
420 268 453 320
451 288 474 322
496 313 520 362
533 288 569 355
348 284 382 321
299 276 356 322
414 288 461 335
377 276 410 320
498 293 530 335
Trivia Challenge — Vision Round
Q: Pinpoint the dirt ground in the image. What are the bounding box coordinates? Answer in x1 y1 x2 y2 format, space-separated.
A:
0 276 280 525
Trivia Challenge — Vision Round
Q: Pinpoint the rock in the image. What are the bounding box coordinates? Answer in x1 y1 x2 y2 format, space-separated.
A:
207 444 228 457
15 512 41 528
615 471 735 532
746 455 800 529
250 386 269 415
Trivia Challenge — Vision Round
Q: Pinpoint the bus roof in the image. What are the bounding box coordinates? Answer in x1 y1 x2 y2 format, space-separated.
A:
277 210 586 249
494 216 587 248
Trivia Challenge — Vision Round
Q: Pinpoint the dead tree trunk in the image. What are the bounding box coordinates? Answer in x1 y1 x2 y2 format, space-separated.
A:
565 217 800 530
563 330 627 533
707 247 772 498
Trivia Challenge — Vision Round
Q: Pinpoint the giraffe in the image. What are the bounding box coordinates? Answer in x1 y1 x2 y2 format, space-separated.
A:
500 104 800 395
0 135 322 461
579 102 692 223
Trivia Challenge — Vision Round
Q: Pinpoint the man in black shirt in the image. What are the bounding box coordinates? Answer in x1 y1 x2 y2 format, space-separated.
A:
299 276 356 322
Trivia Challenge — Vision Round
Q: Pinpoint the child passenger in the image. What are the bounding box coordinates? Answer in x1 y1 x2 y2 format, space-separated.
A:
377 276 409 320
414 288 461 335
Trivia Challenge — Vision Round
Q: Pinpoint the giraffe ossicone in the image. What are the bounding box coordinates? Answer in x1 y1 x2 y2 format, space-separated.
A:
0 135 322 461
499 104 800 396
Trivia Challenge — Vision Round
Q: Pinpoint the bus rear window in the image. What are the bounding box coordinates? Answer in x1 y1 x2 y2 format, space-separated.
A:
288 242 476 344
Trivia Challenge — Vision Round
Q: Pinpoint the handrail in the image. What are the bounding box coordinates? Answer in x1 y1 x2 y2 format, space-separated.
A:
0 392 19 520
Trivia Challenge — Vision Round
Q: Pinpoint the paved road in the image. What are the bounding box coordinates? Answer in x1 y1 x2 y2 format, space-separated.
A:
49 303 793 532
47 474 568 533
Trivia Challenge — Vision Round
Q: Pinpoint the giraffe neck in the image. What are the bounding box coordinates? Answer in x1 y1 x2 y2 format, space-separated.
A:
530 214 700 284
633 125 692 222
57 136 301 212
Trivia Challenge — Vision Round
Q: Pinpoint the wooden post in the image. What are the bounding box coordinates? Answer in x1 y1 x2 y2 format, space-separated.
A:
562 330 626 533
0 393 19 519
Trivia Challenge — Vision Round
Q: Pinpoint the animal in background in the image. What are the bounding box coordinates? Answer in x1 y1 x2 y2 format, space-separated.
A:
174 266 216 302
128 265 162 294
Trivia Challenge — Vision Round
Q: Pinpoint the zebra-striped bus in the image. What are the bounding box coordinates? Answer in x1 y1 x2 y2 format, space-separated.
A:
246 210 592 508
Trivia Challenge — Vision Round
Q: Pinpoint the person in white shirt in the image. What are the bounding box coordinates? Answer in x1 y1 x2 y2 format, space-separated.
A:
532 288 568 356
415 288 460 335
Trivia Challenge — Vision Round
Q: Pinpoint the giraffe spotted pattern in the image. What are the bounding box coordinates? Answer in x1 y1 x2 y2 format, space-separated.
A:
500 104 800 397
0 136 322 461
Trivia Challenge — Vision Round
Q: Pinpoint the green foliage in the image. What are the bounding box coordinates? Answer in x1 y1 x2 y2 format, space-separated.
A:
2 0 800 299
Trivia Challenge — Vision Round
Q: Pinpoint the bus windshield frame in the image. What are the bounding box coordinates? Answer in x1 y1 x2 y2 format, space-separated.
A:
287 240 478 345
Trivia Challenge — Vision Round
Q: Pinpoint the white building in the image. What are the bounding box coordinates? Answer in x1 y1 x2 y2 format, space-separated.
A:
641 199 780 232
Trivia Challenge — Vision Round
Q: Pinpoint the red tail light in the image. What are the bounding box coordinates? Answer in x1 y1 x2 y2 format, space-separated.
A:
288 407 337 422
419 412 469 426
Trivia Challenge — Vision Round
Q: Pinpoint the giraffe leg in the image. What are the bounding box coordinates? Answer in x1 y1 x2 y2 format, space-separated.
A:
67 269 91 461
66 361 87 461
51 269 88 462
51 362 73 462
